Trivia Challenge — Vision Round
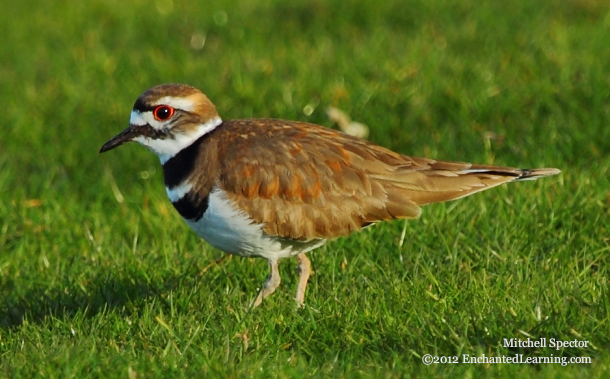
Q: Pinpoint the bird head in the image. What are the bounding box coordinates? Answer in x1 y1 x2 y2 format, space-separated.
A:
100 83 221 163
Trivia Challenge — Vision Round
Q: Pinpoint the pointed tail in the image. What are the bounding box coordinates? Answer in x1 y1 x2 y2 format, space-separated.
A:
513 168 561 181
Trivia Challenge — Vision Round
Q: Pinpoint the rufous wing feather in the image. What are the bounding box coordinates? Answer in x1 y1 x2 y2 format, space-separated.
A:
216 119 560 240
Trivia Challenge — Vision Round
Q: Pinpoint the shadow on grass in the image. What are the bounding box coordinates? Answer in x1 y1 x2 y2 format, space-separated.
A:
0 265 207 330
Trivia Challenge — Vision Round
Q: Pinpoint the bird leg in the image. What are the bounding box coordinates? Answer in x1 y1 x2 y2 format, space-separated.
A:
295 253 311 307
252 259 281 307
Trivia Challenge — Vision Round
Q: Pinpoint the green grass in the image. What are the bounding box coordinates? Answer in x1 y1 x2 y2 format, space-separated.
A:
1 0 610 377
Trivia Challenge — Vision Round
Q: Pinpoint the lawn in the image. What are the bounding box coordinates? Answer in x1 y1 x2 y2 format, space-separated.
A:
1 0 609 377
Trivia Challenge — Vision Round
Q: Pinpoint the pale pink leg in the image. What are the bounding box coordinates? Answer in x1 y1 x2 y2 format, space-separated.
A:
295 253 311 307
252 259 281 307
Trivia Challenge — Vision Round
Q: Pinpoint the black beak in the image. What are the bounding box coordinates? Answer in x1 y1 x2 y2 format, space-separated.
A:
99 126 139 153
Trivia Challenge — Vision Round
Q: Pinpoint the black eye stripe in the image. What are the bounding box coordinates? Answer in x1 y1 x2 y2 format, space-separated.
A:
132 124 168 139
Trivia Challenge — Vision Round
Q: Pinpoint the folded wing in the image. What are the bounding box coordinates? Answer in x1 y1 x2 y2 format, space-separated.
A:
217 119 559 240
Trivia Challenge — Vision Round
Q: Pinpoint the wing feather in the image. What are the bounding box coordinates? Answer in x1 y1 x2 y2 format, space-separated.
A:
215 119 558 240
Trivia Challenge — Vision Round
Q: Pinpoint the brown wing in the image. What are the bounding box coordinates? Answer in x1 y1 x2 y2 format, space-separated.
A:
216 119 558 240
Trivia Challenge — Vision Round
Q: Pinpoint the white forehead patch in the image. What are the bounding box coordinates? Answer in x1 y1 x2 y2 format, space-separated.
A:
152 96 196 112
130 109 165 131
130 110 148 126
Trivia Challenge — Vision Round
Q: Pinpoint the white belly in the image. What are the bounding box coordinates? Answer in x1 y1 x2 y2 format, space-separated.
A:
184 189 325 260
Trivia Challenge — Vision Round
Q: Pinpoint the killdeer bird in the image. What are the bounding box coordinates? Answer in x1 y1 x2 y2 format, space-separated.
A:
100 83 560 307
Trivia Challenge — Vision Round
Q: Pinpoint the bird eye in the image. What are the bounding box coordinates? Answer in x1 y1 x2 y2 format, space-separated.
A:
153 105 175 121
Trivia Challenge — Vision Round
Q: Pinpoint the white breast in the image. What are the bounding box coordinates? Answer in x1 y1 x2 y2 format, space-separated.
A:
183 188 326 260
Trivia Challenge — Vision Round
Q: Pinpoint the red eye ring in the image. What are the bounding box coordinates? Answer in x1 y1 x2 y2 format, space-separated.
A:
153 105 175 121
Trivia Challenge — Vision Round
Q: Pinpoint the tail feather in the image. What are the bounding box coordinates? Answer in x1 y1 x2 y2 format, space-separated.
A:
514 168 562 181
379 165 561 206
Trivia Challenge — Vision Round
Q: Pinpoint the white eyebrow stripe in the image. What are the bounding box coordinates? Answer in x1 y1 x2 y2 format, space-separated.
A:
130 110 148 126
152 96 196 112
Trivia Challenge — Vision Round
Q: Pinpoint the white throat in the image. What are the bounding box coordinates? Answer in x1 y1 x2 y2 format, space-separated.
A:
132 114 223 164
